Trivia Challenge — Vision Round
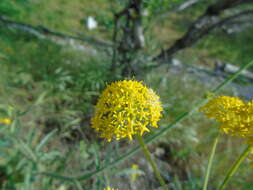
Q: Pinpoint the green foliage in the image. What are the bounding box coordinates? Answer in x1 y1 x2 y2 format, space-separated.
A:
0 0 19 16
0 0 29 16
1 0 253 189
144 0 183 14
197 28 253 67
0 120 65 189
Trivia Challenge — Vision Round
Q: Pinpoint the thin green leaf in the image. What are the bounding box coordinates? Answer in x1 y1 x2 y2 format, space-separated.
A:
35 129 57 152
73 180 84 190
203 133 220 190
18 139 37 163
24 163 33 190
34 91 48 106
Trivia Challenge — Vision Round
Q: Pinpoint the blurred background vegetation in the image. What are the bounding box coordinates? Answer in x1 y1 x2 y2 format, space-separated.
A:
1 0 253 189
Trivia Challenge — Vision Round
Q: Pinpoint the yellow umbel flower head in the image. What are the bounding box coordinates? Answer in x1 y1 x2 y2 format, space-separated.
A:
91 80 163 142
103 187 119 190
0 118 12 125
200 96 253 137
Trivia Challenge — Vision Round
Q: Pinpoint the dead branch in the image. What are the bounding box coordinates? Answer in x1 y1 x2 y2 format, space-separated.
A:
0 15 112 48
154 0 253 62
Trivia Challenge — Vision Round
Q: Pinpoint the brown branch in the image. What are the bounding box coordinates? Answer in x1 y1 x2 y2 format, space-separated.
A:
206 0 253 15
154 0 253 62
0 15 112 48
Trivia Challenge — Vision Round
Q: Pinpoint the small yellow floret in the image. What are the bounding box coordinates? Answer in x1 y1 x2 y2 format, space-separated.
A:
103 187 119 190
131 164 140 182
0 118 12 125
91 80 163 142
200 96 253 137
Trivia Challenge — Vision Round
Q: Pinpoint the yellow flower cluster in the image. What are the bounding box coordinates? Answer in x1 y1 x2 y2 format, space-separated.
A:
0 118 12 125
200 96 253 137
103 187 119 190
91 80 163 142
200 96 253 161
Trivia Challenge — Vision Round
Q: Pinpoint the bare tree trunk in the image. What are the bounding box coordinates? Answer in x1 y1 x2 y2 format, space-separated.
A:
110 0 145 78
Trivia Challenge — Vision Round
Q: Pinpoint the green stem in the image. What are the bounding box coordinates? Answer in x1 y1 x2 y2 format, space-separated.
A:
218 145 251 190
137 135 169 190
203 132 220 190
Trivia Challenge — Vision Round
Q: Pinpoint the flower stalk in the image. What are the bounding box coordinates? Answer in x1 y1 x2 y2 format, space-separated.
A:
218 145 251 190
203 132 220 190
137 135 169 190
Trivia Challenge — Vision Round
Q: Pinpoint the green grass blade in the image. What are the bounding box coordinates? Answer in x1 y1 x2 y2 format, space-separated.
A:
18 139 37 163
73 180 84 190
24 163 33 190
211 60 253 94
218 145 251 190
38 172 74 181
35 129 57 152
203 133 220 190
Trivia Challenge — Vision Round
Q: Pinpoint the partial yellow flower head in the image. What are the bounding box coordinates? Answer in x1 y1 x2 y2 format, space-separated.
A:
131 164 140 182
200 96 253 137
103 187 119 190
91 80 163 142
0 118 12 125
